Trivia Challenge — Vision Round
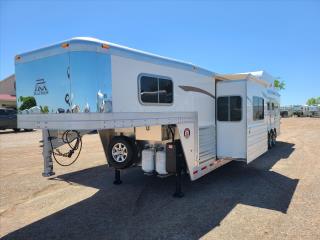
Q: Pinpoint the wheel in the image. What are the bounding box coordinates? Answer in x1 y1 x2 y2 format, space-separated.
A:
271 130 276 147
268 132 272 149
107 136 136 169
13 128 20 132
24 129 33 132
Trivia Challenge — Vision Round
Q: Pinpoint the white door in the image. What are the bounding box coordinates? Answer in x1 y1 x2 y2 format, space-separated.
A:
216 81 246 159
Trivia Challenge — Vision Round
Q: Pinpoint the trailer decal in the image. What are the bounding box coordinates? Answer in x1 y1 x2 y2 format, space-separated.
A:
179 85 215 99
34 79 48 95
184 128 190 138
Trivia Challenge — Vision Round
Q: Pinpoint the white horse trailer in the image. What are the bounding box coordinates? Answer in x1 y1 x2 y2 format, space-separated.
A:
308 105 320 117
15 37 280 196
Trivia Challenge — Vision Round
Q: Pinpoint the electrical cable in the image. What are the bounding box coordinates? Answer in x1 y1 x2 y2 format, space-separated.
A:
47 130 82 166
168 125 175 142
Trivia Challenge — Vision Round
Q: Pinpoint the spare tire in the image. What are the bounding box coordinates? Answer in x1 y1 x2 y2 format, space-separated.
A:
107 136 136 169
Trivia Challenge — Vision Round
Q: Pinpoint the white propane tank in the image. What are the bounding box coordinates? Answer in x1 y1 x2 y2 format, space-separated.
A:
142 149 155 173
156 150 168 175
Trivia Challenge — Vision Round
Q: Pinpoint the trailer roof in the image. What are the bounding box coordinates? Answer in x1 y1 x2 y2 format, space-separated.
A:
216 70 274 87
16 37 215 77
216 71 280 97
15 37 278 84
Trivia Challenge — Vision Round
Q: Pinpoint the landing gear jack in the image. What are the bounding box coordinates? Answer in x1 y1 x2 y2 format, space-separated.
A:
113 169 122 185
42 130 55 177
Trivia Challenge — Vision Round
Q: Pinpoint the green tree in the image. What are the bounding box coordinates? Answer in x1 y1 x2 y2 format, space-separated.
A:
274 79 285 90
19 96 37 110
306 97 320 106
40 105 49 113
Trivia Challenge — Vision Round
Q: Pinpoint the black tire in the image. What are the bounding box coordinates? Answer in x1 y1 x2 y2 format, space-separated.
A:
271 130 276 147
107 136 136 169
268 131 272 149
13 128 20 132
24 129 33 132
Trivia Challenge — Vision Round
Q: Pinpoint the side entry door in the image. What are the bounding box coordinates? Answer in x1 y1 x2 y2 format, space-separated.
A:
216 81 246 159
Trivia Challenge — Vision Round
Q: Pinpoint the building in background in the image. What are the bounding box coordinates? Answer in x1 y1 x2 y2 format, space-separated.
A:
0 74 16 108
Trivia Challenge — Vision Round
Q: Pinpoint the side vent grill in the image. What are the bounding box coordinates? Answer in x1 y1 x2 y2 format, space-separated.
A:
199 126 216 162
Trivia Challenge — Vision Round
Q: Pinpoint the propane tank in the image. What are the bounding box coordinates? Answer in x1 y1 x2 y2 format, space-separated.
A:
156 150 168 175
142 148 155 173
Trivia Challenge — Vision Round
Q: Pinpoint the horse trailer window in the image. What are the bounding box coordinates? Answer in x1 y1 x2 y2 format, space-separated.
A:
217 97 229 121
140 76 158 103
159 78 173 103
217 96 242 121
139 75 173 104
230 96 242 121
253 96 264 120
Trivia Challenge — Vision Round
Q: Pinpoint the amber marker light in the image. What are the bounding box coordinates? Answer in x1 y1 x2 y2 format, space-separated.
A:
101 43 110 49
15 55 21 61
61 43 69 48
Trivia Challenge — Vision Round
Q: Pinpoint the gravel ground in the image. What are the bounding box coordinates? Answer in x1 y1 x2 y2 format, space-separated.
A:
0 118 319 240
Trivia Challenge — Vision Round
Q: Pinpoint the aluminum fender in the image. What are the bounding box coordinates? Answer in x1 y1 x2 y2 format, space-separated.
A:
177 122 198 181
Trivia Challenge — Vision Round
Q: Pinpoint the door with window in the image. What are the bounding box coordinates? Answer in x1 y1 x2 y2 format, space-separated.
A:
216 81 246 159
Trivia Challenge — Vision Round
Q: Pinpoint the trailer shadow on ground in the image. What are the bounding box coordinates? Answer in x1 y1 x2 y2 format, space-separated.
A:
3 141 298 240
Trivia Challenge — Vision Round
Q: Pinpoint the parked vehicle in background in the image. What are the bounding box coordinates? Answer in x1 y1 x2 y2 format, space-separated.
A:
280 106 293 118
308 105 320 117
300 105 318 117
280 105 319 118
292 105 304 117
0 108 33 132
0 108 19 131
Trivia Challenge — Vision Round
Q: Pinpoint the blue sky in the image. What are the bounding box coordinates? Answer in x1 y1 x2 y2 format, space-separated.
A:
1 0 319 105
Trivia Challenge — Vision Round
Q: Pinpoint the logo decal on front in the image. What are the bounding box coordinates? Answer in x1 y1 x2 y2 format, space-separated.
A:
184 128 190 139
34 79 48 95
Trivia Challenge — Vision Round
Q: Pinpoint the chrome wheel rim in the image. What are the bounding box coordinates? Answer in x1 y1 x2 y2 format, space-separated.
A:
112 143 128 163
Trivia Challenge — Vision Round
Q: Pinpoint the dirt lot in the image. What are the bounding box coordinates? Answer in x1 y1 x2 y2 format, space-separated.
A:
0 118 320 240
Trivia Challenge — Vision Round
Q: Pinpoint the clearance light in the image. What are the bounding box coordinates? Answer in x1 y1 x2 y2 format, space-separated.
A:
61 43 69 48
101 43 110 49
15 55 21 61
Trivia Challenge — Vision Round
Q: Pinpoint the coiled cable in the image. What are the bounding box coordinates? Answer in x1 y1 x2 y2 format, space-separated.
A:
47 130 82 166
